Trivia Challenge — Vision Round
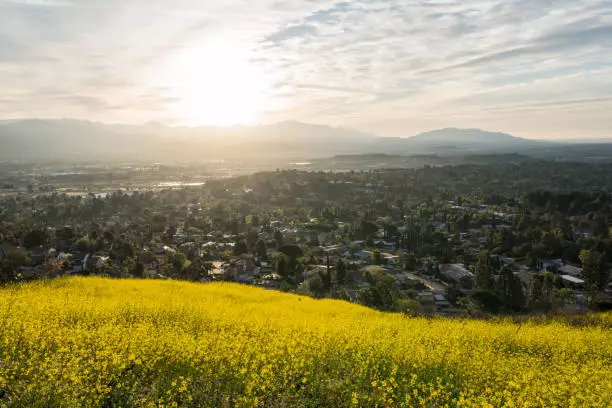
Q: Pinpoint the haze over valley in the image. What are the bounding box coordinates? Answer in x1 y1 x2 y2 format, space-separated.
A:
2 118 609 163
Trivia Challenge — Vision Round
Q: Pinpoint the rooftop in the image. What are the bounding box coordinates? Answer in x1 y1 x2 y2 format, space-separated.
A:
560 275 585 285
440 264 473 281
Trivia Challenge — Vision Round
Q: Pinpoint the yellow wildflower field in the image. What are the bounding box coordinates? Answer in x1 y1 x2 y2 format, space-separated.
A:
0 277 610 407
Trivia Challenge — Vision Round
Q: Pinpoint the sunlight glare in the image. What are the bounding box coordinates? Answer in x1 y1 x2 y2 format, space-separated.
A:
165 36 269 127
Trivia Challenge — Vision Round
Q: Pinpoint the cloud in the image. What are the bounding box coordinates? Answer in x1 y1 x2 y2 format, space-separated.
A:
0 0 611 138
264 24 318 44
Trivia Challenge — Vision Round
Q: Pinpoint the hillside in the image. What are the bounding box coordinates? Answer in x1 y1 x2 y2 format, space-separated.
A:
409 128 524 144
0 119 555 161
1 278 610 407
0 119 377 161
404 128 539 151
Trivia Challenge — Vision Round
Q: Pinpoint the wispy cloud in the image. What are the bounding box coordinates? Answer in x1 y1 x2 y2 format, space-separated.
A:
0 0 611 138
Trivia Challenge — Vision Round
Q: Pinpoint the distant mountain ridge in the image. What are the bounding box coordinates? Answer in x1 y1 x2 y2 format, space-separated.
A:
410 128 529 144
0 119 549 162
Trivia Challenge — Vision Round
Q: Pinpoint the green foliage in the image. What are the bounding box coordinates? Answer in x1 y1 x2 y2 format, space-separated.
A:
276 255 287 279
371 249 382 265
359 269 398 311
470 290 504 314
131 261 145 278
23 229 46 249
278 245 303 260
273 229 284 247
474 251 494 291
359 220 378 239
255 239 267 259
306 274 326 298
0 251 31 283
233 240 248 256
55 226 74 242
336 259 346 285
395 298 425 316
580 249 609 290
404 253 417 271
110 240 134 262
76 237 94 253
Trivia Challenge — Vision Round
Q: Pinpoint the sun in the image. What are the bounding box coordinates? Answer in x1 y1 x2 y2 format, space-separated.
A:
164 36 269 127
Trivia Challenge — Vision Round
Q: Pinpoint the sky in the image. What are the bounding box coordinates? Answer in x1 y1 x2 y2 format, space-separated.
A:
1 0 611 139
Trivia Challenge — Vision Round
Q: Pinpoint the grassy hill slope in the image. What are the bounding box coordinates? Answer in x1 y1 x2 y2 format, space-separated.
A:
0 278 610 407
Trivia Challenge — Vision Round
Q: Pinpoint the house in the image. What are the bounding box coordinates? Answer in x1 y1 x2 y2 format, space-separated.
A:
85 255 109 272
71 252 87 272
224 254 259 282
57 252 72 262
138 251 159 272
341 250 353 260
439 264 474 288
355 250 373 261
559 265 583 277
431 222 448 233
434 294 452 311
47 248 57 260
30 246 47 266
375 240 397 251
560 275 585 289
208 261 225 279
323 245 344 254
380 253 400 266
417 291 437 314
541 259 563 273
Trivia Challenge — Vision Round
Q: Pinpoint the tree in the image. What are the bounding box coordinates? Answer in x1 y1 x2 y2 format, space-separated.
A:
233 240 248 256
103 230 115 243
23 230 46 249
168 253 187 276
76 237 94 253
541 272 554 310
360 269 398 311
110 240 134 263
336 259 347 285
470 289 503 314
530 273 544 310
255 239 267 259
278 245 303 260
372 250 382 265
552 288 573 310
474 251 493 290
131 261 145 278
273 229 284 247
41 259 64 279
245 228 259 249
1 251 31 283
320 254 332 292
276 255 287 280
360 220 378 239
184 258 209 281
55 226 74 242
307 274 326 298
580 249 609 290
395 298 425 316
248 214 260 227
404 253 417 271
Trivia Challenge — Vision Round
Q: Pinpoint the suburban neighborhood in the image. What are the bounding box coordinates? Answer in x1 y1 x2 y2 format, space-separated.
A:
2 164 611 316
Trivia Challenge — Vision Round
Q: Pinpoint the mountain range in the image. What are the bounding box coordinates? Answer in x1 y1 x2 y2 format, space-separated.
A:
0 118 589 162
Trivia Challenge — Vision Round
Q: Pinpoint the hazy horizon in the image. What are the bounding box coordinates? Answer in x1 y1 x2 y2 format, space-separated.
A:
1 0 611 140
